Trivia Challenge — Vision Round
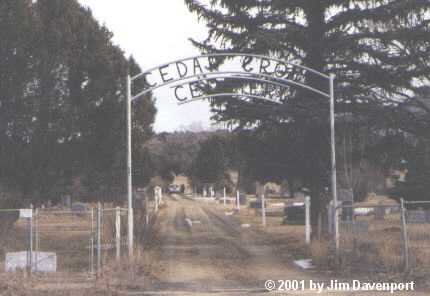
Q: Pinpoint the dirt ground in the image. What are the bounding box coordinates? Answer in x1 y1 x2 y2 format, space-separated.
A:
136 195 430 295
3 195 429 295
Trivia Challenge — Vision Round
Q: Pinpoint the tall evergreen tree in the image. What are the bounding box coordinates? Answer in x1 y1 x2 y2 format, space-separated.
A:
0 0 38 194
185 0 430 223
0 0 157 202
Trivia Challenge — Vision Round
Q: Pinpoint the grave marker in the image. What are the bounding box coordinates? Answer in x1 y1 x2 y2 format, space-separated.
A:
5 251 56 272
407 210 430 223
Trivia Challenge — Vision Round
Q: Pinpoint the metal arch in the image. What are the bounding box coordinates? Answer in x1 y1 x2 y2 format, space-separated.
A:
131 53 330 82
168 75 297 102
177 93 284 106
125 53 339 258
131 71 330 102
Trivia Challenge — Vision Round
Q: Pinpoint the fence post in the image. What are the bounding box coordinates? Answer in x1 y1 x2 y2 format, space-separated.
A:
97 202 101 275
154 188 159 213
305 196 311 245
400 198 409 272
145 197 149 227
223 187 226 206
90 208 94 274
115 207 121 261
34 208 38 272
262 194 266 227
29 206 33 274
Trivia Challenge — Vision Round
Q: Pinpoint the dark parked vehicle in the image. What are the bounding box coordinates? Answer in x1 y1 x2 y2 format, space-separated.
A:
249 200 266 209
283 202 305 225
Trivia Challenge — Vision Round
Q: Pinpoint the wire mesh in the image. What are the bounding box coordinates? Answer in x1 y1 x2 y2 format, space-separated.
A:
337 204 404 272
36 209 93 274
0 209 31 273
404 201 430 274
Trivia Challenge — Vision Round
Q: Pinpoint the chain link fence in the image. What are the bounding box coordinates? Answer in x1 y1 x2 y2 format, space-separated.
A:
0 204 134 277
335 199 430 275
404 200 430 275
0 209 32 274
97 207 129 271
35 209 93 274
337 203 404 272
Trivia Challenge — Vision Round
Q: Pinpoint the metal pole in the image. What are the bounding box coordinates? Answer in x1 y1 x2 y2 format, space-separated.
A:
115 207 121 261
262 194 266 227
97 202 101 274
126 74 134 257
223 187 226 206
29 209 33 274
154 189 159 213
90 208 94 274
305 196 311 244
35 208 38 272
236 190 240 211
329 74 339 255
400 198 409 271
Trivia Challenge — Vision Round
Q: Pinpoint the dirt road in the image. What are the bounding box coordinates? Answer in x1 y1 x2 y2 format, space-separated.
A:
141 195 427 295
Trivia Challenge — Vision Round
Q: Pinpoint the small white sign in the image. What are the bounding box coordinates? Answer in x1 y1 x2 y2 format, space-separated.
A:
5 251 57 272
19 209 32 219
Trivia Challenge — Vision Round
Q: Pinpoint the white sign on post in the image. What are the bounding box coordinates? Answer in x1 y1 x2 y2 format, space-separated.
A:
19 209 32 219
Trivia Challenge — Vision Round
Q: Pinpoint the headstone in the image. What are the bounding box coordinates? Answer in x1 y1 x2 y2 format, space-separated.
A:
61 195 72 208
255 182 264 199
407 210 430 223
283 203 305 225
340 220 369 234
71 202 88 212
5 252 57 272
154 186 163 204
249 200 266 209
338 188 354 202
375 202 385 220
341 200 353 221
19 209 32 219
280 180 291 198
238 192 247 205
135 188 146 209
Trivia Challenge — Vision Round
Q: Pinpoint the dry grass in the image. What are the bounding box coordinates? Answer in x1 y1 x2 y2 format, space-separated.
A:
310 239 332 267
0 271 32 296
408 224 430 271
216 197 430 279
37 211 93 272
97 250 149 292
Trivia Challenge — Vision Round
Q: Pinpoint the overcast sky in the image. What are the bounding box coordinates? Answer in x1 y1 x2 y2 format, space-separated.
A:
78 0 212 132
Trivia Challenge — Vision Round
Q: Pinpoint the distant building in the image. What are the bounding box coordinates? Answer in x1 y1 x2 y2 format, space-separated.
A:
172 174 191 194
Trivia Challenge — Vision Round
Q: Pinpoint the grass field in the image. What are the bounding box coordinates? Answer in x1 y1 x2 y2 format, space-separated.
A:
215 195 430 287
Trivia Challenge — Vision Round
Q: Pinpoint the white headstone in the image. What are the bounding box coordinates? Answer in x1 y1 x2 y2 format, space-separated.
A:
19 209 32 219
5 252 57 272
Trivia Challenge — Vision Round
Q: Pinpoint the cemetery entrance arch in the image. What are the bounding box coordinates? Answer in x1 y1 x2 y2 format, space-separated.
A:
125 53 338 255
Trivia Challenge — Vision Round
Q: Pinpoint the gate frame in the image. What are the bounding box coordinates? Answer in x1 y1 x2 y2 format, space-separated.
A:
125 53 339 255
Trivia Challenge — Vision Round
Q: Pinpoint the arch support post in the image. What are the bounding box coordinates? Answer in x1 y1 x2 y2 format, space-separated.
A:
126 74 134 257
329 74 339 256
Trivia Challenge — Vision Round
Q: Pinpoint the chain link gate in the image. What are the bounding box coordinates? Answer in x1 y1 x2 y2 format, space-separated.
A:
336 203 404 272
35 209 94 275
96 206 129 273
0 205 130 277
